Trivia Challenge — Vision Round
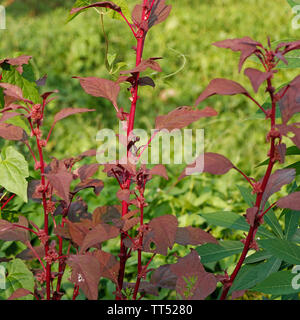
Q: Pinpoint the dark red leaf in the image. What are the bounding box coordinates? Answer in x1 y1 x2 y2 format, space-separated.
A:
0 216 29 244
76 163 100 181
261 169 296 209
138 76 155 87
54 199 92 222
143 215 178 255
116 189 131 203
53 108 95 124
150 264 177 290
70 1 121 15
213 37 261 72
66 219 94 247
44 171 73 203
245 207 258 227
92 206 121 225
80 223 120 253
155 106 218 131
149 164 168 180
0 83 25 101
244 68 273 93
171 249 216 300
0 123 28 141
278 75 300 124
276 192 300 210
72 179 104 196
175 226 218 246
120 58 162 75
67 254 102 300
16 244 44 260
36 75 47 87
92 250 119 283
132 0 172 30
0 55 32 74
0 111 23 123
196 78 249 105
74 77 120 111
274 143 286 164
277 40 300 55
179 152 234 179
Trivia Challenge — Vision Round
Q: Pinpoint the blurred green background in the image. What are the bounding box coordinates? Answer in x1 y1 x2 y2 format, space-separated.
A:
0 0 300 300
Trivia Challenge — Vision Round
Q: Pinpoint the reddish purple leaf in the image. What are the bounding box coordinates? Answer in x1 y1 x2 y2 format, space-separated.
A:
0 123 27 141
53 108 95 124
92 206 121 225
171 249 217 300
124 281 159 296
80 223 120 253
8 288 32 300
179 152 234 179
67 254 102 300
0 83 24 101
44 171 73 203
150 264 177 290
261 169 296 210
276 192 300 211
92 250 119 283
149 164 169 180
0 111 23 123
120 58 162 75
16 244 44 260
0 55 32 74
70 1 121 15
77 163 100 181
138 76 155 87
245 207 258 227
195 78 249 105
213 37 261 72
277 40 300 55
72 179 104 196
244 68 273 93
132 0 172 30
278 75 300 124
74 77 120 111
116 189 131 203
274 143 286 164
175 226 218 246
143 215 178 255
66 219 94 247
155 106 218 131
0 216 29 244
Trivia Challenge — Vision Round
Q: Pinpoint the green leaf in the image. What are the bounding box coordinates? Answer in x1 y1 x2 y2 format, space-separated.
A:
229 257 281 293
199 211 274 238
259 239 300 264
107 53 117 67
1 259 34 300
250 270 300 295
196 240 244 263
284 161 300 176
67 0 92 23
244 250 273 264
0 146 29 202
285 210 300 240
287 0 300 8
1 66 41 105
106 0 132 24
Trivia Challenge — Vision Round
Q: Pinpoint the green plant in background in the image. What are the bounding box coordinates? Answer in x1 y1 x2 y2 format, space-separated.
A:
0 0 299 301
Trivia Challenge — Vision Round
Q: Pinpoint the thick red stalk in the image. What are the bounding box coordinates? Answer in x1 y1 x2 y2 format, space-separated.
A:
220 75 277 300
116 1 149 300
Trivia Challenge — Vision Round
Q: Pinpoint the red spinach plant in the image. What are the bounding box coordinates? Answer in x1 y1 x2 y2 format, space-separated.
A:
0 0 223 301
191 37 300 299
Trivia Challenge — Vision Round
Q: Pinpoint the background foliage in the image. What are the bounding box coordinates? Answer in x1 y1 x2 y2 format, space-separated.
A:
0 0 300 300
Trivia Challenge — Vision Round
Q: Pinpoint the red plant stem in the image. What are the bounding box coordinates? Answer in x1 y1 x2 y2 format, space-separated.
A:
12 223 38 235
1 194 15 210
27 242 47 272
72 285 80 300
24 141 38 164
220 77 277 300
116 3 149 300
133 203 144 300
245 93 267 115
32 121 51 300
233 167 255 188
